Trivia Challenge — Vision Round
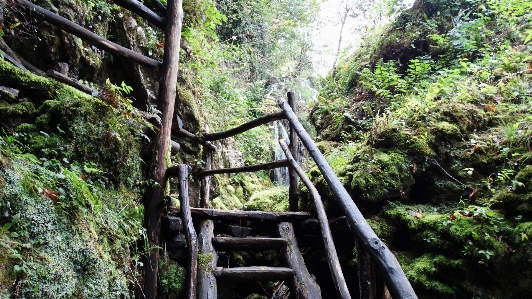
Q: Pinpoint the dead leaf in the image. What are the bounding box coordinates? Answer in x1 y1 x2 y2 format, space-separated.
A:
42 188 59 202
413 162 418 173
469 188 478 198
408 210 422 219
485 104 496 112
450 214 457 221
470 145 481 154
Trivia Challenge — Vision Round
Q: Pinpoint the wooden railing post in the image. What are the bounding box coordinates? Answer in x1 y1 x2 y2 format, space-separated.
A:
200 125 213 208
287 92 299 212
200 149 213 208
177 165 198 299
142 0 183 297
356 239 373 299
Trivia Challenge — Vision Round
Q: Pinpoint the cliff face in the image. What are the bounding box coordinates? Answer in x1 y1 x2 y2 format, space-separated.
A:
312 0 532 297
0 0 204 297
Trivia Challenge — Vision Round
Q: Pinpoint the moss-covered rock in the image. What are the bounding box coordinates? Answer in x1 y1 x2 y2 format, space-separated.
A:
244 186 289 212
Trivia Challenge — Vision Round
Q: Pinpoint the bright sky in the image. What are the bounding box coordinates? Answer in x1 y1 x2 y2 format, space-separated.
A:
311 0 416 76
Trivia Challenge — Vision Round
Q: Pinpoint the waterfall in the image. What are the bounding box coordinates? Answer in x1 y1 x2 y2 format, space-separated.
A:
273 121 290 186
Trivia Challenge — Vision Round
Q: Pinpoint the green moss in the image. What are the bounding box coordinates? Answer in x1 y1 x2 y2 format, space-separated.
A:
0 243 14 296
343 151 415 202
0 101 34 117
244 186 289 212
397 253 462 296
198 253 214 272
15 123 37 132
0 153 142 298
159 259 186 299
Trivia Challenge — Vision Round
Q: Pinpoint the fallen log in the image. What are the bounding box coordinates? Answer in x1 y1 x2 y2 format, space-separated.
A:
279 222 322 299
214 266 294 281
190 208 311 222
14 0 162 70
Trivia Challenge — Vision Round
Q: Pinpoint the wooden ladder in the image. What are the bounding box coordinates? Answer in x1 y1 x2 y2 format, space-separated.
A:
194 208 322 299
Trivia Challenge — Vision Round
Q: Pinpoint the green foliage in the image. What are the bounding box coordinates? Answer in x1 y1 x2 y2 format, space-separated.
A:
244 186 289 212
0 60 146 297
159 257 186 299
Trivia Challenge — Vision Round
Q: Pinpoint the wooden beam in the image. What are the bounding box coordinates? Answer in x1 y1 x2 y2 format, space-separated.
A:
17 55 47 77
287 92 299 212
111 0 165 30
14 0 162 70
190 208 311 222
203 111 285 141
142 0 183 298
278 99 417 299
356 239 373 299
278 222 322 299
280 140 351 299
214 267 294 281
198 160 289 177
212 237 287 251
0 38 26 70
151 0 167 16
46 70 98 96
197 220 217 299
0 64 51 98
178 165 198 299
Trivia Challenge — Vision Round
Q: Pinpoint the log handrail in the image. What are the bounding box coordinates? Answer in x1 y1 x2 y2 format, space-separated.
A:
14 0 162 70
279 139 351 299
278 99 417 299
176 165 198 299
203 111 286 141
197 159 289 177
111 0 165 30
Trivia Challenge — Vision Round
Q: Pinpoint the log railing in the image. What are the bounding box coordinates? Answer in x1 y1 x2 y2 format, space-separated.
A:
191 93 417 299
278 98 417 299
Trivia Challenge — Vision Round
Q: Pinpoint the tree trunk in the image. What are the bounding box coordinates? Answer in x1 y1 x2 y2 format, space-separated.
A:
142 0 183 298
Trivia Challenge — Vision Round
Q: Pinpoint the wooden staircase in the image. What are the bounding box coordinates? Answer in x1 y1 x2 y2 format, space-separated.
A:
193 208 321 298
167 93 418 299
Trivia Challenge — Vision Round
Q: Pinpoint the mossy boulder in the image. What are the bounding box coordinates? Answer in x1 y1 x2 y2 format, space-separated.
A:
244 186 289 212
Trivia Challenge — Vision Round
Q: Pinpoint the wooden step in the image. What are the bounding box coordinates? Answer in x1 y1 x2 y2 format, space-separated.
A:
212 237 288 251
191 208 311 221
214 266 294 281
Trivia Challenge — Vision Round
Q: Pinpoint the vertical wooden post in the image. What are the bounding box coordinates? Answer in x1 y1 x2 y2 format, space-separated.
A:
201 125 213 208
287 92 299 212
356 239 373 299
142 0 183 298
197 219 217 299
177 165 198 299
